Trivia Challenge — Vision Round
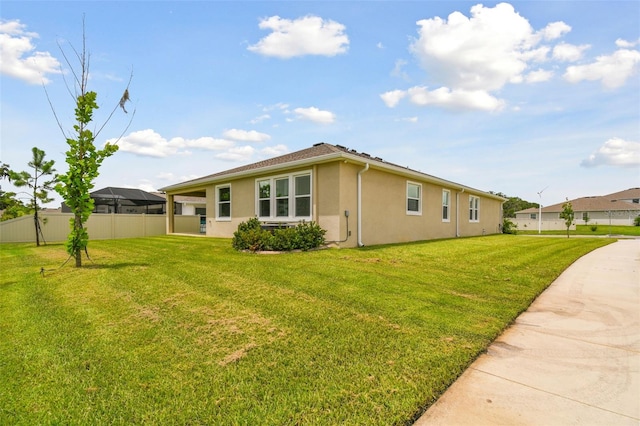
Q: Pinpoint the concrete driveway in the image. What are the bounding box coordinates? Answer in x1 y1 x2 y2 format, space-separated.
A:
415 239 640 426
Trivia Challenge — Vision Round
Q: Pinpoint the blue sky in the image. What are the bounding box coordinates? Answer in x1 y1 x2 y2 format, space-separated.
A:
1 1 639 208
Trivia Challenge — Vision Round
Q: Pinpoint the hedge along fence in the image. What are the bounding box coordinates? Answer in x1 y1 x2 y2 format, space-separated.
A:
0 213 200 243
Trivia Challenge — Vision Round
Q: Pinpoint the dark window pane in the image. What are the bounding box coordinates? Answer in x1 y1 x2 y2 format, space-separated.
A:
219 203 230 217
276 178 289 197
219 187 230 202
259 199 270 217
295 196 310 217
408 199 419 212
276 199 289 217
295 175 311 196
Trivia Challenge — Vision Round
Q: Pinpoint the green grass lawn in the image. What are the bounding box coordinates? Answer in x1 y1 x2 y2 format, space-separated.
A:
0 235 613 425
518 224 640 236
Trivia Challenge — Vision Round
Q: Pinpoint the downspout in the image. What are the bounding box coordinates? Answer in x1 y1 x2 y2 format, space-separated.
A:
456 188 465 237
357 163 370 247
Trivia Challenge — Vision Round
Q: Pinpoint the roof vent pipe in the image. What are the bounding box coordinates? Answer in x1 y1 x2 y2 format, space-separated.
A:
357 163 370 247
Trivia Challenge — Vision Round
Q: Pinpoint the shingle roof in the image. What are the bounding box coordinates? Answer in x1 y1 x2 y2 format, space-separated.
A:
160 142 505 201
517 189 640 214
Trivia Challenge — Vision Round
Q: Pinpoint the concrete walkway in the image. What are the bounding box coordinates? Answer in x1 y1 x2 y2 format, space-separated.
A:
415 239 640 426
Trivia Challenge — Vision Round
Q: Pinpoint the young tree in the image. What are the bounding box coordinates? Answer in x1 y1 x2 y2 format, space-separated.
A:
50 22 132 266
559 199 575 238
9 148 57 245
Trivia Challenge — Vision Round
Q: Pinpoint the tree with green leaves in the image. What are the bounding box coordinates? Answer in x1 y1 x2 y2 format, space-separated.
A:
50 21 133 266
1 162 31 221
490 191 539 218
559 199 574 238
9 148 57 245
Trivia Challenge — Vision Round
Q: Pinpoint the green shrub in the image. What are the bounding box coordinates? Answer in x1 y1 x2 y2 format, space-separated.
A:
590 224 598 232
502 218 517 234
232 218 272 252
634 216 640 227
232 218 326 252
292 220 326 251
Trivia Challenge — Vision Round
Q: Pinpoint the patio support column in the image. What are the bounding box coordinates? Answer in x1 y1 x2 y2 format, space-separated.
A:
206 186 215 236
167 193 174 234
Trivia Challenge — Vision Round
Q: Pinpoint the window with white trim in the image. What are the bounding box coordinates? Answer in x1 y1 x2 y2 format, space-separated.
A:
256 171 312 220
216 184 231 220
258 180 271 217
442 189 451 222
294 174 311 217
469 195 480 222
407 182 422 215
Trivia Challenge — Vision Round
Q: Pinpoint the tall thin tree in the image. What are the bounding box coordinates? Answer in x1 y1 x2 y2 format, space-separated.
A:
48 19 133 266
9 148 57 246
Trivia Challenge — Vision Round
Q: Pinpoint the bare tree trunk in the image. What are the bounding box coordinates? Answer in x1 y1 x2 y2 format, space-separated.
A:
34 210 40 247
74 214 83 267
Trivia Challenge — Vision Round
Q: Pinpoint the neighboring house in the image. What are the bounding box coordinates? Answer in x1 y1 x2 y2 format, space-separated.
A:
160 143 505 248
155 193 207 216
515 188 640 227
62 187 166 214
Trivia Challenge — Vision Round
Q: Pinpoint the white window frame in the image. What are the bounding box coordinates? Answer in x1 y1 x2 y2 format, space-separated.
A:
255 170 312 221
469 195 480 222
442 189 451 222
406 181 422 216
215 184 231 221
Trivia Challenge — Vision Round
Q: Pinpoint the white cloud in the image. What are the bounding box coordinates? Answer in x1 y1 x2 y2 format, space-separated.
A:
248 15 349 58
250 114 271 124
552 42 590 62
410 3 542 92
135 180 158 193
108 129 234 158
380 90 406 108
293 107 336 124
391 59 409 81
406 86 505 112
539 21 571 41
215 145 256 162
384 3 577 111
616 38 640 48
564 48 640 89
223 128 271 142
0 19 61 84
581 138 640 168
260 144 289 157
524 68 554 83
156 172 199 182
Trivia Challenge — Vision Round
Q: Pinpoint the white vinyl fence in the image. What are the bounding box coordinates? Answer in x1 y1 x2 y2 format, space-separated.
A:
0 213 201 243
510 219 576 232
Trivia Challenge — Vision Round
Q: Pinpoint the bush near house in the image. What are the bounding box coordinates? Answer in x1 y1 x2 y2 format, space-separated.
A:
634 216 640 226
232 217 326 252
502 218 517 234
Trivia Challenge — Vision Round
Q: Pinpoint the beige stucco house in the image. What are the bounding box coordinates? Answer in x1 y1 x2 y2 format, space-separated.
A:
160 143 505 248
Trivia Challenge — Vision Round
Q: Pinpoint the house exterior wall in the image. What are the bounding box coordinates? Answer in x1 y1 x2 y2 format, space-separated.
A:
357 166 501 246
167 159 503 248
